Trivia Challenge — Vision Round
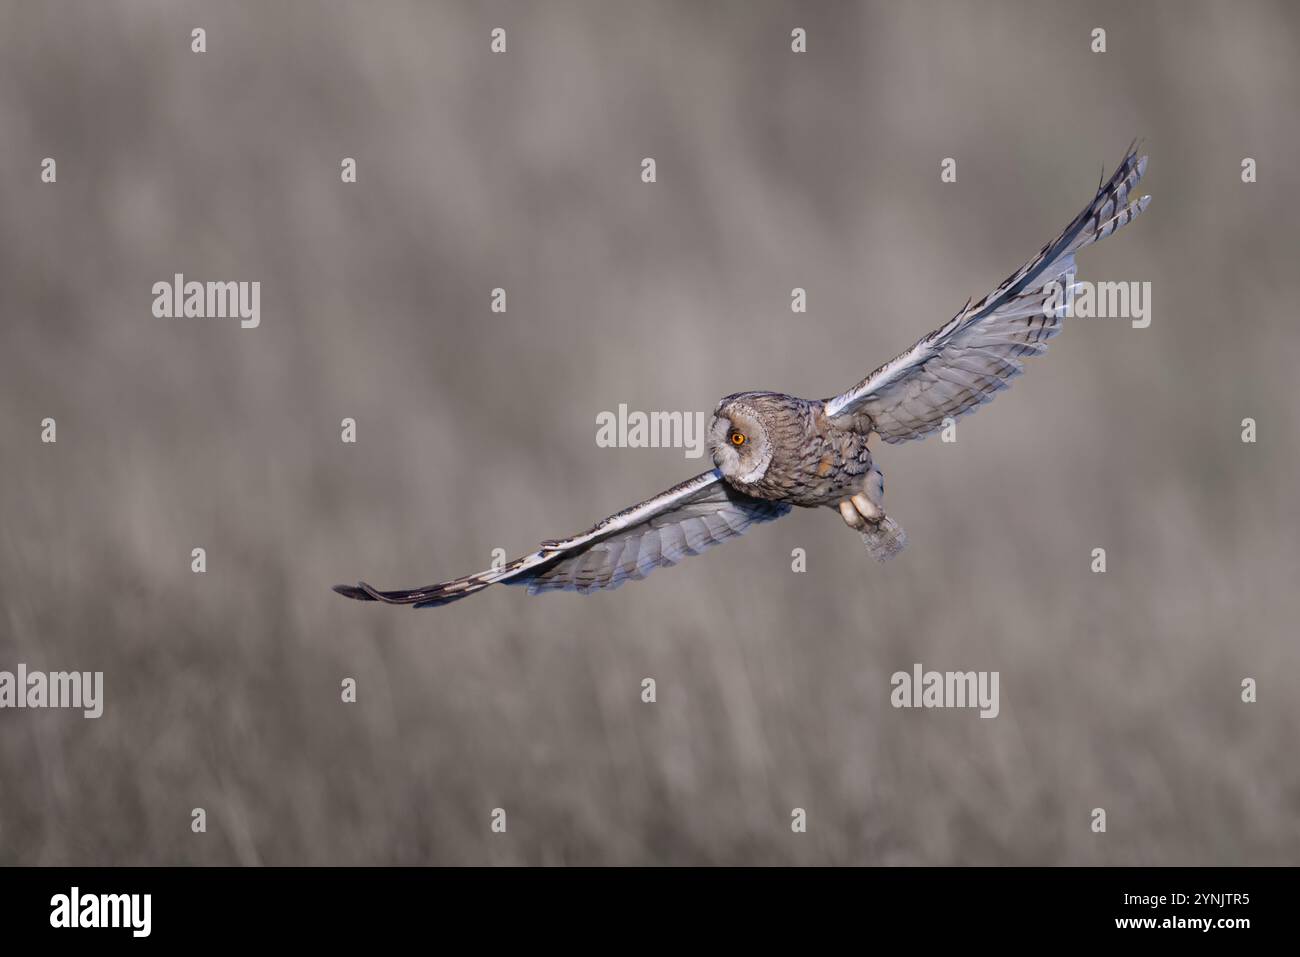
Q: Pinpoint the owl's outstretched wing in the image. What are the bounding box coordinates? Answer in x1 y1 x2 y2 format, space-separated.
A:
824 145 1150 443
333 469 791 608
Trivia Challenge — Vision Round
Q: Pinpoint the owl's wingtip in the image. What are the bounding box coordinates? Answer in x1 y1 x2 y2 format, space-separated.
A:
333 582 377 601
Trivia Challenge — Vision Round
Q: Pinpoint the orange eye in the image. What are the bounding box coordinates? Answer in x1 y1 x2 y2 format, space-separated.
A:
730 432 746 446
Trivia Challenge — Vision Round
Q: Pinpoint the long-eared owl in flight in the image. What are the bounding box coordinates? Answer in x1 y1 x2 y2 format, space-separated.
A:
336 146 1149 608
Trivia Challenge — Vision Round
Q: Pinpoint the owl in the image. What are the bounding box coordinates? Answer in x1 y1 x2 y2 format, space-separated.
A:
336 147 1149 608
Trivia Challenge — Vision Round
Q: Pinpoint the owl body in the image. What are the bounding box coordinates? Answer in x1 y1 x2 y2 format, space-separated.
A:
709 391 876 509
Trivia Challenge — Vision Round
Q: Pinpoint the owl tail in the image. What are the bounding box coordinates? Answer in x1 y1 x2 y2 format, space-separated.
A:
862 516 907 562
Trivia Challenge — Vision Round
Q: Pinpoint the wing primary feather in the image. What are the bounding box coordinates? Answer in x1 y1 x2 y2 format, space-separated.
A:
823 144 1150 439
332 469 790 608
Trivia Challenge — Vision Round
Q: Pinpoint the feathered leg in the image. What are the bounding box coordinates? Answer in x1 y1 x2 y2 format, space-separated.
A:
837 462 909 561
836 487 907 562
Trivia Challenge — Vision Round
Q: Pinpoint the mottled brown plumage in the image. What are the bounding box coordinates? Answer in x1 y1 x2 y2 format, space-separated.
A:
708 391 872 506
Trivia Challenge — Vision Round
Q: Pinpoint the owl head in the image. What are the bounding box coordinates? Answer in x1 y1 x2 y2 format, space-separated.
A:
709 393 777 484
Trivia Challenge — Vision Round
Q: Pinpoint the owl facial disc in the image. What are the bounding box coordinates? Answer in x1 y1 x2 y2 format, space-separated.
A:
709 400 773 484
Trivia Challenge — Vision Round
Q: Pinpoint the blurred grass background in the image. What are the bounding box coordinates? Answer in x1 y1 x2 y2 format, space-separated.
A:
1 0 1298 864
